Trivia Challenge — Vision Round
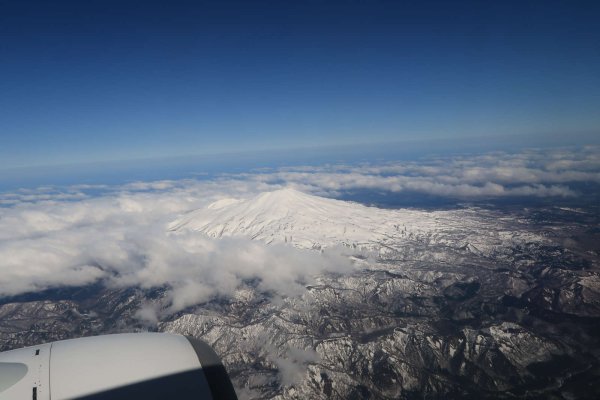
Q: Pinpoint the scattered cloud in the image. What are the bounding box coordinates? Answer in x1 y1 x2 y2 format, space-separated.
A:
241 146 599 199
273 346 320 385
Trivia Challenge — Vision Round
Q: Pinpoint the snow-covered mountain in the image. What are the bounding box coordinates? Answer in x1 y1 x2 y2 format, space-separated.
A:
169 188 391 249
169 188 541 255
3 191 599 399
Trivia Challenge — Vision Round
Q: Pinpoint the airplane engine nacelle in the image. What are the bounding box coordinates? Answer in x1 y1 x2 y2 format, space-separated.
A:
0 333 238 399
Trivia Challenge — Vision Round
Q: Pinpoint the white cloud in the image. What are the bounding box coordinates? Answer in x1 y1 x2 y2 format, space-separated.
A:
0 145 597 311
0 186 351 312
240 146 599 199
273 346 320 385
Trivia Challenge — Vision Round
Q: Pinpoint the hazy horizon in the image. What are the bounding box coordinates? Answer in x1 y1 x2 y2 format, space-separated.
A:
2 0 599 171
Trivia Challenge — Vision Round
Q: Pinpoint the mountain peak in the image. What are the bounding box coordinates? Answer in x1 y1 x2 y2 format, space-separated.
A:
168 189 519 255
169 189 389 249
253 187 312 204
263 187 303 196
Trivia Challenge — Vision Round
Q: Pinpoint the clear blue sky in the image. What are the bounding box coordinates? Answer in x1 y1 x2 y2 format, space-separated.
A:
1 0 599 169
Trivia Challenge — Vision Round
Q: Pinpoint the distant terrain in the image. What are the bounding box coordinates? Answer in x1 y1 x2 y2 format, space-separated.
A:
1 188 598 399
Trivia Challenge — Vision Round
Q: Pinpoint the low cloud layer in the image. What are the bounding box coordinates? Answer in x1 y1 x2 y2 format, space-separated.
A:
242 146 600 199
0 146 597 311
0 188 350 312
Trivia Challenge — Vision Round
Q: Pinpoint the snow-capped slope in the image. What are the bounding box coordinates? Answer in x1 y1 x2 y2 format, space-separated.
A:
169 188 392 249
168 188 541 254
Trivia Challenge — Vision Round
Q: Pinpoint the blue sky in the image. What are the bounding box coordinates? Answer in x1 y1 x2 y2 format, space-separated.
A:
1 0 599 170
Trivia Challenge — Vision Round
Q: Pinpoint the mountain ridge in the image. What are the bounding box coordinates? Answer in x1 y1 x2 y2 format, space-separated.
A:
168 188 541 256
169 188 389 249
